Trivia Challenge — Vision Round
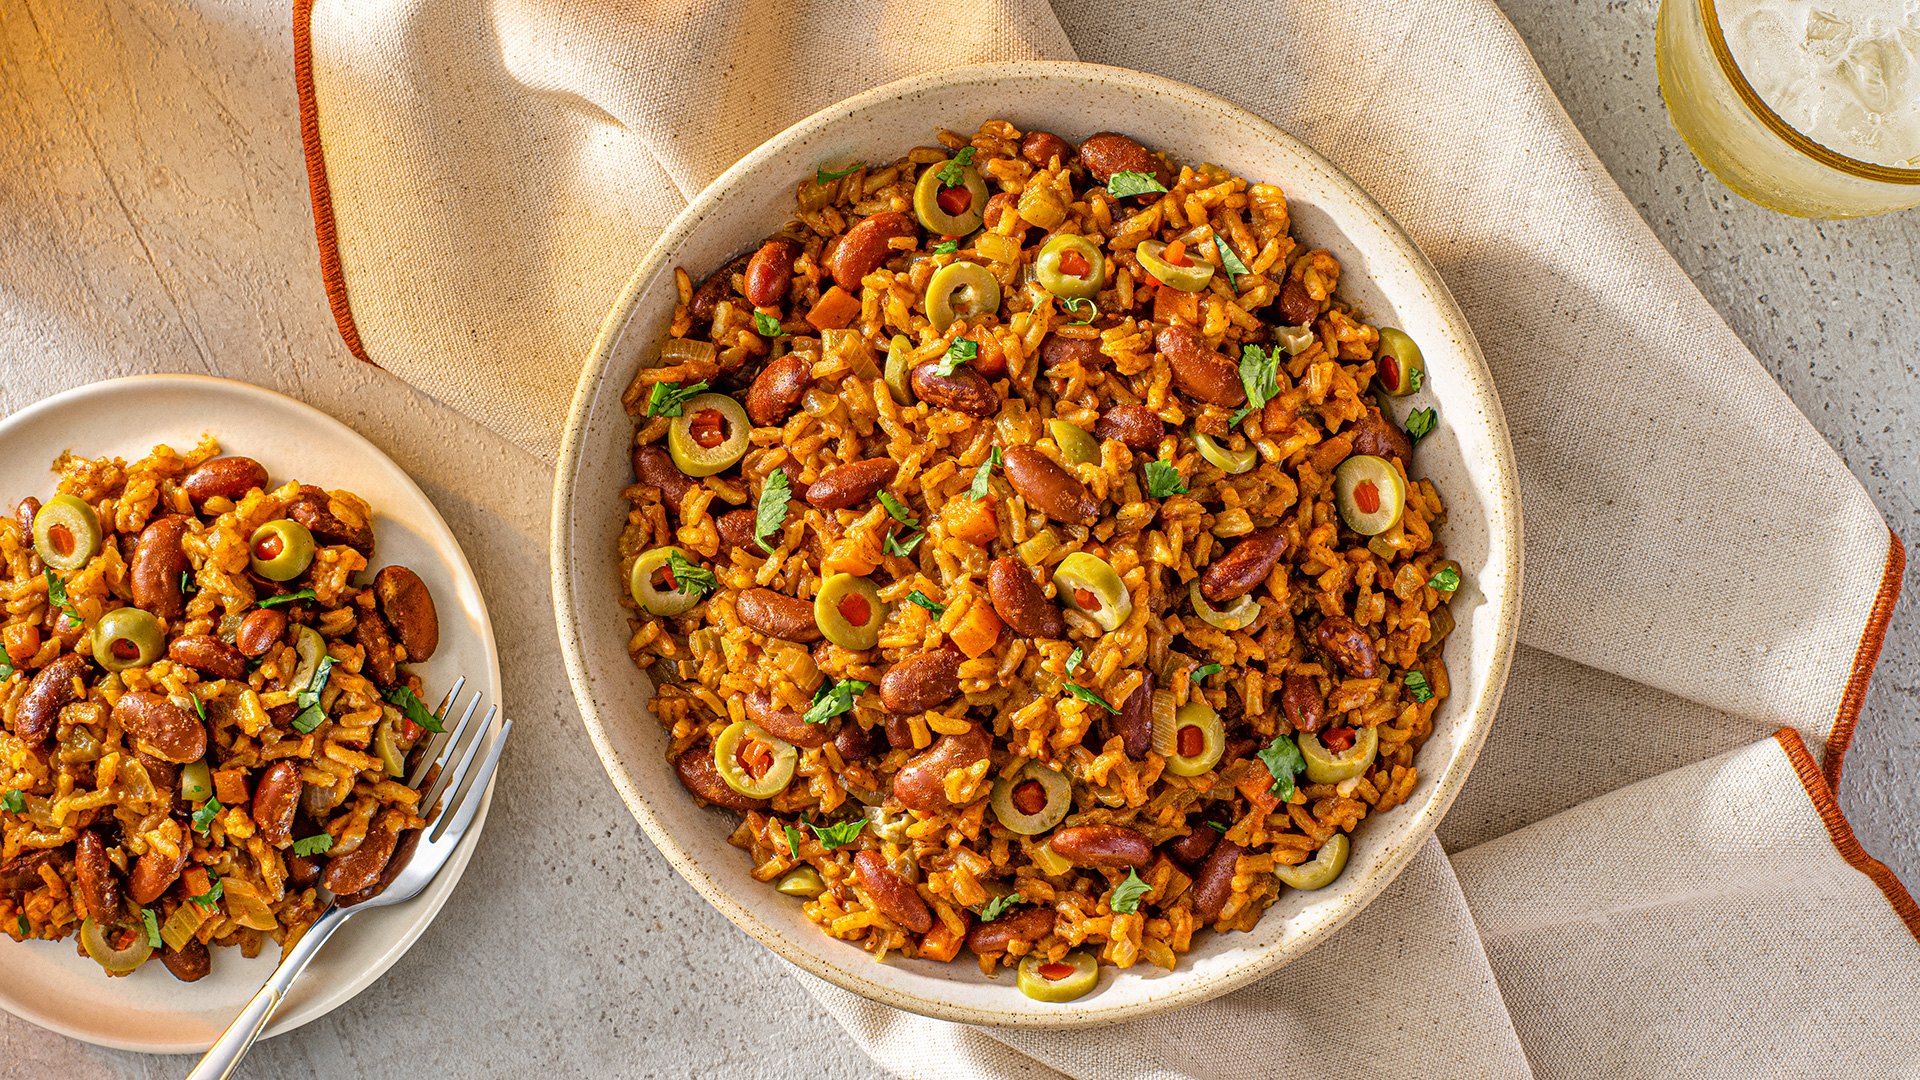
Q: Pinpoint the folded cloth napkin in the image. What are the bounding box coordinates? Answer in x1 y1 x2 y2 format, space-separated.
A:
300 0 1912 1074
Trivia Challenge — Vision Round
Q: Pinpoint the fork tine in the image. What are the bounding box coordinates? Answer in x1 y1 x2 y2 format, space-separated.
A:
417 691 486 811
422 701 496 831
406 675 468 789
429 718 512 844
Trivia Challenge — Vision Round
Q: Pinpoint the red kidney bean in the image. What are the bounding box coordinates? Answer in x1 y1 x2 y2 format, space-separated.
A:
374 566 439 661
136 752 178 807
878 647 963 716
736 588 823 643
882 714 916 751
17 654 87 748
1279 275 1320 327
288 486 374 555
1347 404 1413 463
827 211 916 291
909 361 999 418
744 240 796 308
1163 824 1219 868
129 515 190 620
181 456 268 508
1112 673 1153 758
1191 839 1244 923
1316 614 1381 678
324 809 404 896
833 721 876 760
745 351 813 427
285 852 322 889
167 635 247 681
1095 404 1164 451
689 255 749 322
1020 130 1073 167
982 191 1019 231
14 497 40 536
74 829 119 921
675 744 769 810
1000 447 1098 527
1157 324 1246 408
1049 825 1153 869
162 939 212 982
1283 673 1327 733
113 691 206 764
1198 525 1290 604
987 557 1064 639
632 443 699 506
966 905 1056 955
355 612 399 688
716 509 758 556
0 851 63 900
804 459 899 511
252 760 303 847
890 722 990 813
235 608 288 658
853 850 932 933
1078 132 1172 187
128 845 186 906
745 690 826 749
1038 333 1103 372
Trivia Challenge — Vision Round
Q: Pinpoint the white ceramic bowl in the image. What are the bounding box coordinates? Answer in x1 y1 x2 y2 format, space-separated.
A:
553 62 1521 1028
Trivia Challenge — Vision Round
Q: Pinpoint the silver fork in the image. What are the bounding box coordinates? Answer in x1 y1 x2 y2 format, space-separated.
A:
186 680 513 1080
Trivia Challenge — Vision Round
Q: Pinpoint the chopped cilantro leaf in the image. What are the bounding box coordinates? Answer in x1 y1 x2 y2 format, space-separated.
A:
1428 566 1461 592
291 834 334 857
905 591 946 618
0 790 23 814
256 588 316 609
932 240 959 255
1204 820 1229 833
0 660 13 681
44 571 80 623
1257 736 1307 802
646 380 710 418
665 551 717 596
1191 663 1222 683
1105 171 1168 197
15 914 27 937
1405 671 1435 702
291 702 326 734
816 161 862 183
1065 647 1083 673
813 818 866 851
1406 407 1437 444
752 311 788 338
934 337 977 377
1239 344 1280 411
1144 458 1188 497
191 797 223 835
1110 868 1154 914
935 147 976 188
878 492 918 527
1064 682 1117 714
978 893 1024 922
968 446 1001 502
1407 366 1424 394
1228 406 1254 427
804 677 869 725
180 570 196 596
784 822 806 858
291 655 335 734
141 908 160 948
190 693 206 723
1212 230 1250 279
1062 298 1097 325
386 684 446 734
754 470 793 553
189 879 224 910
885 529 923 557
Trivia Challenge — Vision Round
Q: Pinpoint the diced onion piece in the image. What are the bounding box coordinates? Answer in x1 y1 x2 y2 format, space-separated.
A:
1149 689 1178 756
659 338 718 367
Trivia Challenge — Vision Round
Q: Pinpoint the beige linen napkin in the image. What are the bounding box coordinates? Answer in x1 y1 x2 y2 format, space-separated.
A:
300 0 1912 1074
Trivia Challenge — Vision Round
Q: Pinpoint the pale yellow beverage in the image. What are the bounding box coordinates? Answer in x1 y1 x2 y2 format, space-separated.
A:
1658 0 1920 217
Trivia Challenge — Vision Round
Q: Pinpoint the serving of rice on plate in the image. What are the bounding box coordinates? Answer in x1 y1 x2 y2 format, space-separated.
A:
612 116 1463 1003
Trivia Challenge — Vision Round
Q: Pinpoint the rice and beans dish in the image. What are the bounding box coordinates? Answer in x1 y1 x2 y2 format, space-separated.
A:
619 121 1459 1001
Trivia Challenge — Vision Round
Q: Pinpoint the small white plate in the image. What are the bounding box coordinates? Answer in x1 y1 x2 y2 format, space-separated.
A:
0 374 502 1053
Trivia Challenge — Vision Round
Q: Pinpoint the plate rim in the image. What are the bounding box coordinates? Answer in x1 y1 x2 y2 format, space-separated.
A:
551 60 1523 1028
0 373 504 1053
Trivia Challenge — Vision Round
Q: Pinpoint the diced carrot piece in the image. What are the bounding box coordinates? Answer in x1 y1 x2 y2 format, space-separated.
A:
920 919 966 962
1237 765 1282 815
951 602 1003 659
181 865 212 899
1154 284 1198 326
806 286 862 331
941 496 998 546
214 769 251 805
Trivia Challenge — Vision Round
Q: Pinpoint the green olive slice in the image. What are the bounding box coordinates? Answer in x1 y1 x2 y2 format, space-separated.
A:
883 334 916 405
629 547 704 617
1033 234 1105 301
913 159 989 236
1187 578 1260 632
32 495 102 572
1135 240 1214 292
373 712 408 777
988 761 1072 835
179 759 214 803
1332 455 1406 536
926 262 1002 333
288 624 325 694
1274 832 1350 890
667 393 751 477
91 607 166 672
776 866 826 898
1160 700 1226 777
713 720 797 799
1374 328 1426 397
80 917 152 973
1018 951 1099 1002
814 573 887 651
1052 552 1130 633
1299 726 1379 784
249 519 316 581
1049 419 1101 465
1276 324 1317 355
1193 433 1257 475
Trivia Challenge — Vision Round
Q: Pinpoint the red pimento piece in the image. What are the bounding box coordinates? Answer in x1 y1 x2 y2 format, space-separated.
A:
1163 240 1191 267
1038 962 1076 982
837 593 871 628
1059 250 1090 279
1379 355 1402 394
936 186 972 215
1073 588 1101 612
1176 725 1205 758
254 534 283 560
1012 779 1047 815
1353 480 1381 515
688 408 727 449
1322 726 1357 752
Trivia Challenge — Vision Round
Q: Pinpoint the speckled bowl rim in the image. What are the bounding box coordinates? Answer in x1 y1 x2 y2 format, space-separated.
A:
553 61 1522 1029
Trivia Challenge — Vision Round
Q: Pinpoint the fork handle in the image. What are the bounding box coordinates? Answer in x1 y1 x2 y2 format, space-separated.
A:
186 905 349 1080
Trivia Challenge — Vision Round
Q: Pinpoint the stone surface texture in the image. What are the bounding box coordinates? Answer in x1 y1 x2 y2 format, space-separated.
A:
0 0 1910 1076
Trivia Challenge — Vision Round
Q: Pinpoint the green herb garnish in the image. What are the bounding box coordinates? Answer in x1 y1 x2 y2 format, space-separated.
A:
1105 171 1168 197
291 834 334 857
190 693 207 723
905 591 946 618
804 677 870 725
885 529 923 557
816 161 863 184
1191 663 1222 683
1428 566 1460 592
784 822 807 858
978 893 1024 923
141 908 161 948
932 240 959 255
935 147 976 188
1064 682 1117 714
1406 407 1437 444
44 571 80 624
1144 458 1188 497
968 446 1002 502
0 660 13 681
256 588 316 609
181 570 196 596
646 380 710 418
754 470 793 554
290 655 335 734
1065 647 1083 673
1406 367 1425 394
1228 406 1253 427
0 790 24 814
879 492 918 528
1257 736 1307 802
191 797 223 835
934 337 977 377
665 551 717 596
1204 820 1229 833
1239 344 1280 411
1110 868 1154 915
1062 298 1097 325
1212 230 1250 279
16 914 27 937
813 818 866 851
188 879 224 910
1405 671 1435 702
752 311 788 338
385 684 445 734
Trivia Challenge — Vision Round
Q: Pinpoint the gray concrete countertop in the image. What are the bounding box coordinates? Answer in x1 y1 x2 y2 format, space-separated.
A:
0 0 1911 1077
